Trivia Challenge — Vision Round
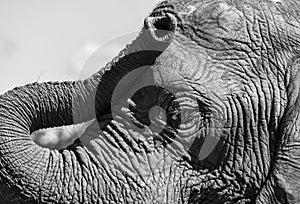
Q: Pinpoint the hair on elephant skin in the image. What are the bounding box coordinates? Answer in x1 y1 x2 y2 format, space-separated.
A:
1 0 300 203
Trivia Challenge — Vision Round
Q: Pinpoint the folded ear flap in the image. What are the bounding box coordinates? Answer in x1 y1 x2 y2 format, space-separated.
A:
256 57 300 203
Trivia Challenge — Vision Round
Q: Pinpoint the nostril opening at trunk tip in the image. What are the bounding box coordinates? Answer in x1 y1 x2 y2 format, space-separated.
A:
145 13 177 41
153 14 176 32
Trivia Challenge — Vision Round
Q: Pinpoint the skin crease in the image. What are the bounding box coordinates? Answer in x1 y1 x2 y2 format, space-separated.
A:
0 0 300 203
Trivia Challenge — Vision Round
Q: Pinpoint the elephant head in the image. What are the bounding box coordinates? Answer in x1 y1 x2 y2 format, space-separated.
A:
1 0 300 203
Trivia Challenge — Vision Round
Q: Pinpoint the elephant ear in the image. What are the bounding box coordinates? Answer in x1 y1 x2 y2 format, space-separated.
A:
256 57 300 203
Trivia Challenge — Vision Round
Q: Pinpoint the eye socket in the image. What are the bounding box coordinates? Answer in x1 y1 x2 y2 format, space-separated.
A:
170 98 211 131
128 85 180 129
128 85 211 131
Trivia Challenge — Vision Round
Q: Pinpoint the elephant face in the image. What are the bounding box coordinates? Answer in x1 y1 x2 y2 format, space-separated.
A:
1 0 300 203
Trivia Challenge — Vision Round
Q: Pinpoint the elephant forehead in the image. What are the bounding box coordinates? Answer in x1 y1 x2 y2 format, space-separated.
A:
148 38 242 97
170 0 246 31
150 39 207 86
176 0 238 19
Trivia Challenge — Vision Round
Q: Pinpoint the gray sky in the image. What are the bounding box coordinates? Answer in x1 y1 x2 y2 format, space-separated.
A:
0 0 160 94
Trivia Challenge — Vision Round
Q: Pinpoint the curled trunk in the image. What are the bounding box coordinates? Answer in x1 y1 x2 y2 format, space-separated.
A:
0 14 177 203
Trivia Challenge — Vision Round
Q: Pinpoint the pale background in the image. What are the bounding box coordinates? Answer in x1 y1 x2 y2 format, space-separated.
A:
0 0 160 94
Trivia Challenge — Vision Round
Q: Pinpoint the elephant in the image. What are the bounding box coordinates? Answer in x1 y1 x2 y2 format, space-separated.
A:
1 0 300 203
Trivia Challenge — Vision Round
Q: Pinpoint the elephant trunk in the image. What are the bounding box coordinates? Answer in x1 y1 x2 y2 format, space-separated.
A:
0 13 177 202
78 13 178 122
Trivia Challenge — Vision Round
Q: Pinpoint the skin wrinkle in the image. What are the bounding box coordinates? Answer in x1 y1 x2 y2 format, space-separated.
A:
0 0 300 203
96 113 179 201
267 11 287 75
250 3 296 202
237 96 250 183
198 3 274 192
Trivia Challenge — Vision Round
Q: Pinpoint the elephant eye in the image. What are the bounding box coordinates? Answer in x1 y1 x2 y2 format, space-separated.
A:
170 98 211 132
128 86 211 133
128 85 180 129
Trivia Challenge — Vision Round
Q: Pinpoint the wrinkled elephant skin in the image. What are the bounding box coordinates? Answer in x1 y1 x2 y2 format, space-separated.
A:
1 0 300 203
